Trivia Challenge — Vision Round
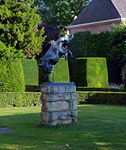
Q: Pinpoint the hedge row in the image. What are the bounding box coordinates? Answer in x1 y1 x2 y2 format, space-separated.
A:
39 58 70 84
0 92 41 108
50 58 70 82
1 91 126 108
69 30 125 84
0 59 25 92
76 87 126 92
22 59 38 86
77 91 126 105
69 57 108 88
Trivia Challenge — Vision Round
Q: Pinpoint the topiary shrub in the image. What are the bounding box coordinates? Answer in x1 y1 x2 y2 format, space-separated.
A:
39 58 70 84
0 59 25 92
50 58 70 82
71 57 108 88
22 59 38 86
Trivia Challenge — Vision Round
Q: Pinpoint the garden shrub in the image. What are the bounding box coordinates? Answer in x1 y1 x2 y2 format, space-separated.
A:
39 58 70 84
76 87 126 92
50 58 70 82
77 91 126 105
0 59 25 92
0 0 45 56
0 92 41 108
68 29 126 84
69 31 111 58
22 59 38 86
1 91 126 107
71 57 108 88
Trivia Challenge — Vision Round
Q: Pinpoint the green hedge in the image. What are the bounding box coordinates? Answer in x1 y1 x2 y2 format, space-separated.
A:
69 32 111 58
77 91 126 105
39 58 70 84
0 59 25 92
50 58 69 82
70 57 108 88
69 30 126 84
0 92 41 108
1 91 126 108
76 87 126 92
22 59 38 86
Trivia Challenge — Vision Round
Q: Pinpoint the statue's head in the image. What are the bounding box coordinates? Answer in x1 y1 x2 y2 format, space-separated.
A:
57 35 70 49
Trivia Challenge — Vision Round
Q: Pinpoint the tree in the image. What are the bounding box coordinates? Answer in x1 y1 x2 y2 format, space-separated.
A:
0 0 45 58
36 22 59 58
34 0 88 34
110 24 126 66
0 0 45 92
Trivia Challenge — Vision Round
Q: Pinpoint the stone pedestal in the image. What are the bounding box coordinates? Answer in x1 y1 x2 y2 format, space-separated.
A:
40 82 77 126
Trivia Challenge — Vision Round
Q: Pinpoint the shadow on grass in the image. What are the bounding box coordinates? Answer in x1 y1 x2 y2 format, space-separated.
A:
0 105 126 150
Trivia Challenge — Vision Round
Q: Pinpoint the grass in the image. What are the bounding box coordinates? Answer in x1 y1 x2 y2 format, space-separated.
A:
0 105 126 150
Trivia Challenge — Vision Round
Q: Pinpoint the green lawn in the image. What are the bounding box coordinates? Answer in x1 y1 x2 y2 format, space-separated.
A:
0 105 126 150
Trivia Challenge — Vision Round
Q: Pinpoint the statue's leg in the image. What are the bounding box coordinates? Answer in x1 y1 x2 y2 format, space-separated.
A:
43 64 53 83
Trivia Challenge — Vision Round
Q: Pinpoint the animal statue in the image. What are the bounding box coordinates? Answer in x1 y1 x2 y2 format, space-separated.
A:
39 35 73 83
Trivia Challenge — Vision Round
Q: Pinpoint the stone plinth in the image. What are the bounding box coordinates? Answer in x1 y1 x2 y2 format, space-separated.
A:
40 82 77 126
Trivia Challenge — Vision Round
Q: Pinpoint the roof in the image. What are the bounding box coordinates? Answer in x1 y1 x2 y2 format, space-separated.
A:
70 0 126 26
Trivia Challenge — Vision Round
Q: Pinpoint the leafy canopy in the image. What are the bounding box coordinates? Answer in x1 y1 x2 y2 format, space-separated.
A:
34 0 88 34
0 0 45 58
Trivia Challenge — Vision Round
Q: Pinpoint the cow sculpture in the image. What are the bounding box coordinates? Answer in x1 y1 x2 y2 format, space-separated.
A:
39 35 73 83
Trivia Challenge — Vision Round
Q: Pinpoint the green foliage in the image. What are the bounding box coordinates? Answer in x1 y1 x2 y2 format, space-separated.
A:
0 41 23 59
1 90 126 107
69 27 126 84
70 57 108 88
110 24 126 66
39 58 70 84
77 91 126 105
34 0 88 33
69 31 111 58
0 0 45 57
0 92 41 107
50 58 70 82
0 58 25 92
22 59 38 85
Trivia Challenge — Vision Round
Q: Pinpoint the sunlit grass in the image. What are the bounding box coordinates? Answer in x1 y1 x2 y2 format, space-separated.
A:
0 105 126 150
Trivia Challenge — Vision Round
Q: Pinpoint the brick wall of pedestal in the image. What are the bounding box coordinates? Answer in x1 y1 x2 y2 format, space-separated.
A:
40 82 77 126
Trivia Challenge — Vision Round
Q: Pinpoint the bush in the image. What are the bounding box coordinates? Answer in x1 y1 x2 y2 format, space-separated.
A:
0 0 45 57
69 32 111 58
39 58 70 84
0 59 25 92
50 58 70 82
1 91 126 107
70 57 108 88
77 91 126 105
0 92 41 108
69 27 126 84
22 59 38 86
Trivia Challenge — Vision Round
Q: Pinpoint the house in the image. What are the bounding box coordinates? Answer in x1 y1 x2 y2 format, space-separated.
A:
67 0 126 34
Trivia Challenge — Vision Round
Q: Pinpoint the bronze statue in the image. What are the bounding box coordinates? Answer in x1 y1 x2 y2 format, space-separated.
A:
39 35 73 83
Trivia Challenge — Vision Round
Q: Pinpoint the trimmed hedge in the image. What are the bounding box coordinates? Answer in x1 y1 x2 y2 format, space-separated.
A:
0 59 25 92
1 91 126 108
68 31 124 84
39 58 70 84
76 87 126 92
0 92 41 108
50 58 70 82
77 91 126 105
0 91 126 107
69 31 111 58
69 57 108 88
22 59 38 86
